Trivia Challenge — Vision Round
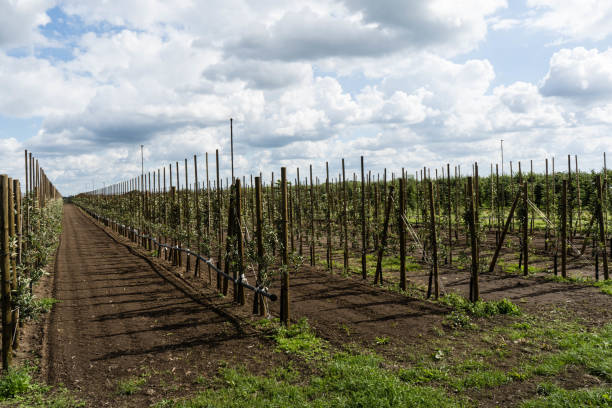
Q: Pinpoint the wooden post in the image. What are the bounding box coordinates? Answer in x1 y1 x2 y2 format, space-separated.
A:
522 181 528 276
235 178 245 305
488 190 521 272
280 167 290 326
326 162 332 273
576 155 581 235
545 158 550 251
8 180 17 349
342 159 349 273
561 180 567 278
398 178 406 290
428 180 439 299
296 168 302 256
446 163 452 265
568 155 573 238
254 177 265 315
215 149 223 291
309 165 315 266
361 156 367 279
374 186 394 285
1 175 12 369
467 177 479 302
194 155 202 257
596 175 609 280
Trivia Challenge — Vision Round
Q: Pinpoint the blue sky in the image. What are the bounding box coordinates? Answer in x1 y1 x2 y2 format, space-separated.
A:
1 0 612 194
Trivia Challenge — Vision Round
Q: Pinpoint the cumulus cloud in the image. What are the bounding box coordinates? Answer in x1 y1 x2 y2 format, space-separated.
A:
0 0 53 49
540 47 612 101
344 0 506 55
2 0 612 194
527 0 612 42
0 53 94 117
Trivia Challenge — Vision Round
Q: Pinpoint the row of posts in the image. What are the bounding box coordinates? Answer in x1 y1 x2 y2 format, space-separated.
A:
0 151 61 370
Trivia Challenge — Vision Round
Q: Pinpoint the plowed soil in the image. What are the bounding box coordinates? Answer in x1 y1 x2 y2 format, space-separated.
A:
34 204 611 407
42 205 284 406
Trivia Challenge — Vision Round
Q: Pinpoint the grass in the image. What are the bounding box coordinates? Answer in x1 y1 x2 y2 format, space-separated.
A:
543 275 612 296
0 365 84 407
273 318 327 360
520 383 612 407
439 293 521 328
497 260 547 275
157 352 466 408
116 375 149 395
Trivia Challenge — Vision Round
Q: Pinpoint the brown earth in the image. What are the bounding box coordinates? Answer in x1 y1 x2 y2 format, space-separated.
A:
41 204 286 407
21 203 611 407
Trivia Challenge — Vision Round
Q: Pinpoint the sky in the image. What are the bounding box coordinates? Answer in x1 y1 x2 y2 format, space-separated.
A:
1 0 612 195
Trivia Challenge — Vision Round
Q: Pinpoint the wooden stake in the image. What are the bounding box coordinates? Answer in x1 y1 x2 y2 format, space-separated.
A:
254 177 265 315
361 156 367 279
342 159 349 273
1 175 12 369
235 178 245 305
428 180 439 299
399 178 406 290
596 175 609 280
280 167 290 326
522 181 528 276
561 179 567 278
488 190 521 273
374 186 394 285
467 177 479 302
309 165 315 266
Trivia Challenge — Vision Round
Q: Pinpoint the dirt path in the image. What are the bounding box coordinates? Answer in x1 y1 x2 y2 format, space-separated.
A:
44 205 280 406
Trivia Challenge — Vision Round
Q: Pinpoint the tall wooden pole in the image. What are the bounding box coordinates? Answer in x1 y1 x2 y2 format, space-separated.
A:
447 163 452 265
216 150 222 288
522 181 529 276
596 175 609 280
342 159 349 273
235 178 245 305
428 180 439 299
467 177 479 302
399 178 406 290
254 177 265 315
280 167 289 326
309 165 315 266
1 175 12 369
561 180 567 278
326 162 332 273
361 156 367 279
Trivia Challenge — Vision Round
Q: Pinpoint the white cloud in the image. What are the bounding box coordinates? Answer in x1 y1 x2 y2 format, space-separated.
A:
527 0 612 42
0 0 53 49
540 47 612 101
2 0 612 194
0 53 94 117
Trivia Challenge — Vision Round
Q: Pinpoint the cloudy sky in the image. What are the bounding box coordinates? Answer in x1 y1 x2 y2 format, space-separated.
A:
1 0 612 195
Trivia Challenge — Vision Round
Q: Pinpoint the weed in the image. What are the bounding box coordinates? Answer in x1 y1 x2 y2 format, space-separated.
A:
375 336 390 345
116 374 149 395
0 367 36 399
521 384 612 407
274 318 327 360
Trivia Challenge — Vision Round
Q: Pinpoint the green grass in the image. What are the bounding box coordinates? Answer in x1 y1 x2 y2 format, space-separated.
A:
595 280 612 295
497 260 547 275
160 352 466 408
439 293 521 319
520 383 612 407
274 318 327 360
116 373 150 395
0 365 84 407
543 275 612 296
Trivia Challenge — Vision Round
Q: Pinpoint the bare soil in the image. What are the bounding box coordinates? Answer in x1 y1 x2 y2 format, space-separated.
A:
19 204 611 407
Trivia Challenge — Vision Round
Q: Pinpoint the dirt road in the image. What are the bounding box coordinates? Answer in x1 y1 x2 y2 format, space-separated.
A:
44 205 277 406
